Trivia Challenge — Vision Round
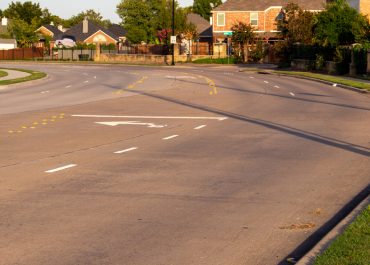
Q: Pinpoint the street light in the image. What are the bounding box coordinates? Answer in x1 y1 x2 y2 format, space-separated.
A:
171 0 175 66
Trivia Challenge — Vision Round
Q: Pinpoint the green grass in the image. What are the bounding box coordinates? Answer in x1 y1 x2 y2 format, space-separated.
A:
273 71 370 92
192 57 236 64
0 68 47 86
0 70 9 78
314 205 370 265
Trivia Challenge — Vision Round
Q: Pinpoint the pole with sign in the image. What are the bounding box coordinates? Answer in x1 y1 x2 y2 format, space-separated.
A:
224 32 232 64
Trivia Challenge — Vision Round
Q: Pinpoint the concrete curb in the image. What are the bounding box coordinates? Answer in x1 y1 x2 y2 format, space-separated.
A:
296 195 370 265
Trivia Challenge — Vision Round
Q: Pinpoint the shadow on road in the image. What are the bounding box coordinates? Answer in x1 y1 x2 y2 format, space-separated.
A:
104 84 370 157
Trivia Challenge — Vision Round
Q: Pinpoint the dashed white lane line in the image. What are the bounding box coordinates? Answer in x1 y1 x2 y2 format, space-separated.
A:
249 76 255 79
290 92 295 97
41 90 50 94
194 125 207 130
264 81 269 84
274 85 280 88
45 164 77 173
94 76 97 79
114 147 138 154
163 135 179 140
65 85 72 88
84 80 89 83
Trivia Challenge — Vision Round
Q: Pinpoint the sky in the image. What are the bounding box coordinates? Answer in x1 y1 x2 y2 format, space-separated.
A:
0 0 195 23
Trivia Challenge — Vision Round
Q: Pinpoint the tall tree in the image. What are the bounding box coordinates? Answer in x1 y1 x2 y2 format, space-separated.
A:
231 22 255 62
3 1 42 24
64 9 112 28
193 0 222 20
314 0 370 46
278 2 315 45
8 19 38 47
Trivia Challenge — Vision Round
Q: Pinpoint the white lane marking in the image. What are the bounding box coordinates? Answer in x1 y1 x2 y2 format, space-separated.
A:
65 85 72 88
249 76 255 79
45 164 77 173
163 135 179 140
94 76 97 79
41 90 50 94
194 125 207 130
264 81 269 84
83 80 89 83
72 115 228 121
333 83 337 87
274 85 280 88
96 121 167 128
114 147 138 154
290 92 295 96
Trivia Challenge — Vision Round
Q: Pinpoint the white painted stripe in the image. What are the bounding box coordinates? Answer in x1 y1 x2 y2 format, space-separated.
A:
65 85 72 88
163 135 179 140
72 115 228 121
264 81 269 84
94 76 97 79
84 80 89 83
114 147 138 154
290 92 295 96
41 90 50 94
45 164 77 173
333 83 337 87
194 125 207 130
249 76 255 79
274 85 280 88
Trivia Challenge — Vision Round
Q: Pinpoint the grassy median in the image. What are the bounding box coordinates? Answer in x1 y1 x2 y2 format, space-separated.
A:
273 71 370 92
0 68 46 85
0 70 9 78
314 204 370 265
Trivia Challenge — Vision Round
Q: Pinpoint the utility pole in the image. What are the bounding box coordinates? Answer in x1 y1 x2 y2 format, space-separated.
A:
171 0 175 66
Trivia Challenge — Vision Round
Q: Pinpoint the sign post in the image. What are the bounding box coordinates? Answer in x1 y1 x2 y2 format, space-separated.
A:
224 32 232 64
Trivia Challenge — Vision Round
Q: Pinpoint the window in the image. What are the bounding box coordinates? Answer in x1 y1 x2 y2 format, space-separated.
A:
217 13 225 26
250 12 258 26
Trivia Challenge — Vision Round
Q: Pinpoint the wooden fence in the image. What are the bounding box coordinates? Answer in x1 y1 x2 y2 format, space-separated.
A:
0 47 44 60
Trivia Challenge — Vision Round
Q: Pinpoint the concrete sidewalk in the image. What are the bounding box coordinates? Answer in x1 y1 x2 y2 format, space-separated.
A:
0 69 30 81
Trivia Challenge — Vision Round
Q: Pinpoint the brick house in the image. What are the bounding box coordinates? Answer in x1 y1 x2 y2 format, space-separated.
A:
211 0 327 42
348 0 370 20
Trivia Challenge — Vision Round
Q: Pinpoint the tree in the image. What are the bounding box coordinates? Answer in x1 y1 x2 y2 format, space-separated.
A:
278 3 315 45
65 9 112 28
117 0 191 44
3 1 42 24
193 0 222 20
314 0 370 46
8 19 38 47
231 22 255 62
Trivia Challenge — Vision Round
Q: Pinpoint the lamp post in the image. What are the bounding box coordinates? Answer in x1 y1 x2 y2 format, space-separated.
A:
171 0 175 66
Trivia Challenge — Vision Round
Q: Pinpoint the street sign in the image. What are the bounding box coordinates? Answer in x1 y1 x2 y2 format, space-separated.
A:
170 36 177 44
224 32 233 37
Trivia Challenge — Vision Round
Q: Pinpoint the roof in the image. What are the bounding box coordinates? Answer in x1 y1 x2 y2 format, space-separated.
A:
186 13 212 37
41 24 63 36
213 0 327 11
108 24 127 38
60 20 119 42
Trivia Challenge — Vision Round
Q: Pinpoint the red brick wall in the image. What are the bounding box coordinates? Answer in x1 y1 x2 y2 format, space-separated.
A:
213 7 281 33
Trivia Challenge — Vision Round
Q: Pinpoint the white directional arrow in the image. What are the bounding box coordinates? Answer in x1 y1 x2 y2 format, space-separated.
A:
95 121 167 128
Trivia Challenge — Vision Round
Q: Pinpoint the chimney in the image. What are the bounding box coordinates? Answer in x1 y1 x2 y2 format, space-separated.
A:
58 25 64 32
50 21 54 26
83 17 88 34
1 17 8 26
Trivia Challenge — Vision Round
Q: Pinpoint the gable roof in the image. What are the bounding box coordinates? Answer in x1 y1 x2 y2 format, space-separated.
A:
187 13 212 37
61 20 118 42
108 24 127 38
42 24 63 36
213 0 327 12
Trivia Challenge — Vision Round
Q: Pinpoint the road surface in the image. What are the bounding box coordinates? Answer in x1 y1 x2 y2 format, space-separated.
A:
0 63 369 265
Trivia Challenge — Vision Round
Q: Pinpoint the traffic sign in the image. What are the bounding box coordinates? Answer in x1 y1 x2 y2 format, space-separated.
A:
224 32 233 37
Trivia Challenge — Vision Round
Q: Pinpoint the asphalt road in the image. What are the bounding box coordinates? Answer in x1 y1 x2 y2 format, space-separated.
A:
0 63 369 265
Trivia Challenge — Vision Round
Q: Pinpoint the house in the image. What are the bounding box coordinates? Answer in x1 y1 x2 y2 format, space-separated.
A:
348 0 370 20
37 18 120 49
186 13 213 43
108 24 127 43
0 38 17 50
211 0 327 42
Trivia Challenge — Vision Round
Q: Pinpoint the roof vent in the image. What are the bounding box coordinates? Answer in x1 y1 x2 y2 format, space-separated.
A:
83 17 88 34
